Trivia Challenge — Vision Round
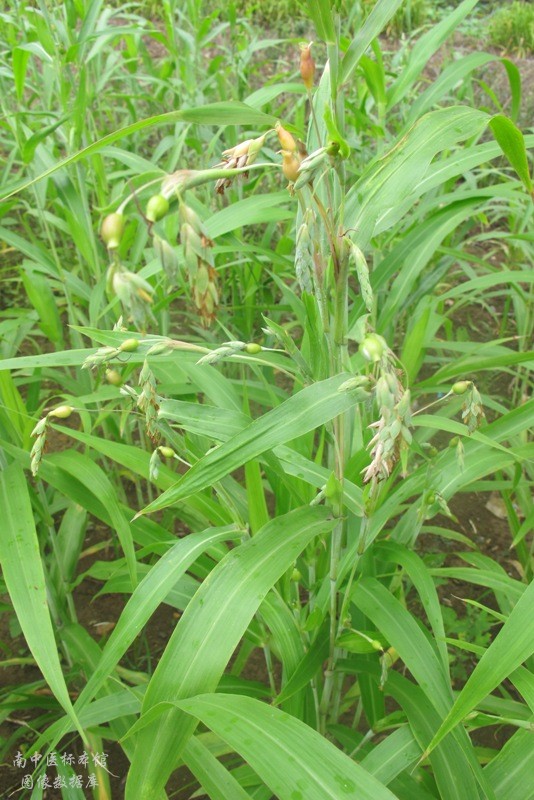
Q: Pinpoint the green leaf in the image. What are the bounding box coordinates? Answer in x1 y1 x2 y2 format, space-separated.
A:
158 399 363 514
0 102 277 201
384 670 486 800
33 526 240 757
489 115 533 193
21 269 63 344
0 463 85 743
177 694 399 800
52 451 138 590
373 541 448 672
405 53 498 126
340 0 405 84
376 200 483 331
245 82 305 108
307 0 336 43
386 0 479 109
12 46 30 102
406 54 522 127
360 725 421 785
273 623 329 706
412 416 520 461
183 736 254 800
352 578 452 716
344 108 489 246
423 577 534 759
139 374 365 516
124 506 336 799
259 593 305 717
49 427 230 528
484 730 534 800
21 115 71 164
0 348 105 371
206 192 292 238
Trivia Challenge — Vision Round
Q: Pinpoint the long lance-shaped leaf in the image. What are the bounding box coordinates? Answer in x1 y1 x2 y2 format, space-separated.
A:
375 199 482 330
46 431 230 527
405 53 521 127
31 526 241 758
360 725 421 786
385 671 485 800
343 106 489 246
52 451 138 589
137 374 365 517
273 623 329 707
320 406 534 618
0 102 276 201
414 132 533 199
34 689 144 745
373 541 449 673
509 667 534 715
259 592 306 719
1 439 218 549
206 191 292 238
369 134 534 236
0 463 86 743
182 736 254 800
372 401 533 546
489 114 533 193
307 0 336 43
158 399 364 513
422 577 534 760
386 0 479 109
177 694 399 800
340 0 405 84
351 579 496 798
483 729 534 800
352 578 452 716
124 506 336 800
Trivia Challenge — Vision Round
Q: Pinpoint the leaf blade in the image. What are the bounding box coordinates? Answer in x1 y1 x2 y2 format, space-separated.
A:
178 694 399 800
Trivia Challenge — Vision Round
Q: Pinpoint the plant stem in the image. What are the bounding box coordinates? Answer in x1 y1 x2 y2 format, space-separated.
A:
318 237 350 734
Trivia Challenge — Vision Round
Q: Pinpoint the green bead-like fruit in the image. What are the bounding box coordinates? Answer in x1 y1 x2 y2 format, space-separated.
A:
105 369 122 386
119 338 140 352
360 333 385 363
146 194 170 223
158 446 175 458
452 380 471 395
48 405 73 419
245 342 262 354
101 213 125 249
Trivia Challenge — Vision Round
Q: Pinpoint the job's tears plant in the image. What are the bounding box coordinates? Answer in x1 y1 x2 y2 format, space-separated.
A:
1 1 533 799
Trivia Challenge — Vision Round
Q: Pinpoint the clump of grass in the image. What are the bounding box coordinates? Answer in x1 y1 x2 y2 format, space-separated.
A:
213 0 305 25
360 0 429 35
487 1 534 57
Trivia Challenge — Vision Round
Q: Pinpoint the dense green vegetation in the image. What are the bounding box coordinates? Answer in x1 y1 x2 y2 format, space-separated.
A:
0 0 533 798
487 1 534 58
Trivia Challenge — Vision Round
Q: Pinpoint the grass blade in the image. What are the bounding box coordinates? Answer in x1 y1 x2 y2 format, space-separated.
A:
178 693 399 800
138 374 365 516
422 578 534 759
125 506 336 799
340 0 405 84
0 102 276 201
0 463 86 743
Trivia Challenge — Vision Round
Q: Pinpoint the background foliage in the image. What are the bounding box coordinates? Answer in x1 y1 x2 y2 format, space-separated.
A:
0 0 533 798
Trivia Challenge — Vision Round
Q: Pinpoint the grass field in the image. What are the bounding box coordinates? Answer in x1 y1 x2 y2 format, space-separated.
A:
0 1 533 798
